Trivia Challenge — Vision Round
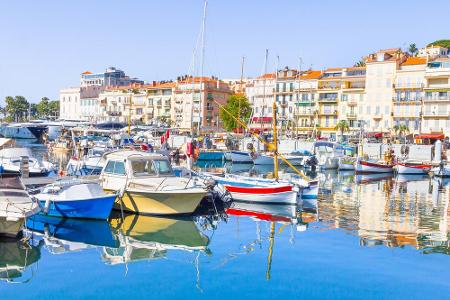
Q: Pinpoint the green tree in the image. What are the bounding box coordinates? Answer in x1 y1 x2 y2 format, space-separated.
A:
4 96 30 122
408 43 418 56
219 94 252 131
334 120 350 142
427 39 450 49
393 124 409 142
354 60 366 67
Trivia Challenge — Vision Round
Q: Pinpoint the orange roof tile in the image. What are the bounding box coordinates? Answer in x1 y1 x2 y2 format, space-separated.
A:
81 71 93 75
257 73 276 79
324 67 343 72
401 57 427 66
300 70 322 79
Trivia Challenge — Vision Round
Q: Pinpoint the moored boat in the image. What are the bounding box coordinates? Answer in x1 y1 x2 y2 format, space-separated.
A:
34 180 117 220
224 151 253 163
355 158 394 174
0 148 54 177
430 164 450 177
338 156 355 171
0 176 40 238
395 162 432 175
100 150 207 215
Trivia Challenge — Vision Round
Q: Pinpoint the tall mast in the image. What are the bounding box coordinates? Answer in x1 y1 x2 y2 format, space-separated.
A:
238 56 245 133
261 49 268 132
198 0 207 135
296 57 302 138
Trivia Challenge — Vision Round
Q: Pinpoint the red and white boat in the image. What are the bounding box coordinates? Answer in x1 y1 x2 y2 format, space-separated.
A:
223 184 298 205
355 158 394 174
395 162 432 175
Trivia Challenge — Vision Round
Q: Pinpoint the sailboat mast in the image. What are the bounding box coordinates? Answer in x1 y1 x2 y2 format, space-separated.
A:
261 49 268 133
198 0 208 135
238 56 245 133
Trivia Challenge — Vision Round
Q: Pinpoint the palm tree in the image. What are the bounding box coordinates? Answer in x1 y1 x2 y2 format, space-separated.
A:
408 43 418 56
393 124 409 142
334 120 350 142
354 60 366 67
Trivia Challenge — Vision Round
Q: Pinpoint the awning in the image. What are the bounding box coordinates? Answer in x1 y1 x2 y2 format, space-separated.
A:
365 132 383 138
415 134 445 139
252 117 272 123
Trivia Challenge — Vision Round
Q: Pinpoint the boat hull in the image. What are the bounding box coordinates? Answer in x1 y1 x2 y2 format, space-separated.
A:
113 190 206 216
226 151 253 163
253 154 304 166
198 151 225 161
395 163 431 175
431 166 450 177
355 159 393 173
224 185 298 205
0 217 24 238
38 195 116 220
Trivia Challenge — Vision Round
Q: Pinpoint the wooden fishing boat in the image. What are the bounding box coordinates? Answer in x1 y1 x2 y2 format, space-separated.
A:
355 158 394 174
338 156 355 171
395 162 432 175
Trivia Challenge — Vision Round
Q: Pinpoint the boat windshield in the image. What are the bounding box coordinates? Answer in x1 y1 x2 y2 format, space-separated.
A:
130 158 173 176
153 159 173 175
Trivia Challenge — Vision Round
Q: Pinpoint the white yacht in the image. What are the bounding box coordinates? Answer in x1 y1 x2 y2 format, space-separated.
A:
99 150 207 216
313 141 344 170
0 148 54 176
0 176 40 238
0 123 47 140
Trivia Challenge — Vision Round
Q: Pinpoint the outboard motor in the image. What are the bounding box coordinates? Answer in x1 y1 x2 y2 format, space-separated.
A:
305 155 318 171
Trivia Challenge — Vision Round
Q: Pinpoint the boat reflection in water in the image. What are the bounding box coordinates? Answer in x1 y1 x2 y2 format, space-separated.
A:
26 214 119 254
318 172 450 254
0 239 41 283
103 213 209 265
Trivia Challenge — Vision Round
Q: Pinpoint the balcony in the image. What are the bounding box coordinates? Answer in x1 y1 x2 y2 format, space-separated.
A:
318 85 340 91
347 99 358 106
295 101 314 106
372 114 383 120
279 101 289 107
346 113 357 119
318 97 338 103
107 111 122 117
296 110 314 117
423 111 450 118
392 97 422 103
320 110 338 116
423 97 450 102
393 83 424 89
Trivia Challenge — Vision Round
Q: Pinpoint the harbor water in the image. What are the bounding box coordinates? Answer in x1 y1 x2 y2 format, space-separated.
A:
2 143 450 299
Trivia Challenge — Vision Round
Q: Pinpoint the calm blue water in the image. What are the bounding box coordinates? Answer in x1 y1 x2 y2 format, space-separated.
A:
1 143 450 299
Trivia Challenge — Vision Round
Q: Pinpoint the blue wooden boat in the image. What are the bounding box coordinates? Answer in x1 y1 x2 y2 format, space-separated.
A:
197 150 225 161
35 180 116 220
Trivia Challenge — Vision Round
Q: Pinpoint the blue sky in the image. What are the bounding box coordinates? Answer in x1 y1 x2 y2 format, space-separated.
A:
0 0 449 104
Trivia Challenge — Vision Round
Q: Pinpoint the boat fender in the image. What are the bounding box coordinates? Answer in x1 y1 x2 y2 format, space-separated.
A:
44 199 51 214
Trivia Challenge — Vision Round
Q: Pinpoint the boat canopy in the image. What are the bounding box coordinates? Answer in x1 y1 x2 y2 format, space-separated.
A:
415 134 445 140
0 148 33 158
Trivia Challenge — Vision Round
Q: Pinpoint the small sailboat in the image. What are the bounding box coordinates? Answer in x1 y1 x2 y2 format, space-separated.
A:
224 151 254 163
34 180 117 220
252 152 305 166
0 176 40 238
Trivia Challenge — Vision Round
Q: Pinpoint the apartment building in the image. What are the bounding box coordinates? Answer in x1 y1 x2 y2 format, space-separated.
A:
393 57 426 134
295 70 321 133
245 73 276 131
172 77 232 131
422 57 450 134
145 82 175 124
362 48 408 133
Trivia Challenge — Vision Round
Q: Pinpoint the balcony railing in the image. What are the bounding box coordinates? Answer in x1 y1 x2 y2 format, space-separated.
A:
296 111 314 116
424 97 450 102
393 83 424 89
318 97 338 102
346 113 357 119
392 97 423 102
423 111 450 118
320 110 338 116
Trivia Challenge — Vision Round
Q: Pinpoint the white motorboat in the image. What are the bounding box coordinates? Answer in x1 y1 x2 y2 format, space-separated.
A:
0 123 47 140
224 151 253 163
252 152 305 166
0 148 54 176
100 150 208 215
313 141 344 170
0 176 40 238
66 147 108 176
